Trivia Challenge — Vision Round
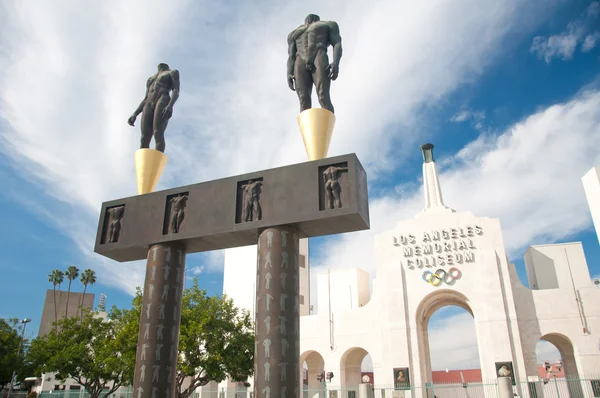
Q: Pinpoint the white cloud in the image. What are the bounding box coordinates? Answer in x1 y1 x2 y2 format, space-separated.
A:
188 265 205 276
536 341 560 363
530 1 600 62
0 0 566 294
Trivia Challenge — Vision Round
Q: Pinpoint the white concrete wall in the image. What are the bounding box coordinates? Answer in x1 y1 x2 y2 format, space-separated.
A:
582 166 600 245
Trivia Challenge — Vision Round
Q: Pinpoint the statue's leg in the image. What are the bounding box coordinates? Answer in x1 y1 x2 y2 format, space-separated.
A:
153 98 170 153
325 184 333 209
314 51 334 113
140 107 154 149
333 182 342 208
294 58 313 112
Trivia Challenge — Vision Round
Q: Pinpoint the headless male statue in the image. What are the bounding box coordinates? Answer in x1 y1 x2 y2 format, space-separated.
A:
287 14 343 113
128 63 180 153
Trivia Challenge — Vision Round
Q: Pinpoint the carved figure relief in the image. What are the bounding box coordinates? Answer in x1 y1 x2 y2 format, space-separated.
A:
107 206 125 243
281 272 287 289
266 294 274 311
141 343 149 360
263 339 271 357
155 344 163 360
168 193 188 234
279 315 288 335
265 252 272 268
152 366 160 383
267 230 273 247
139 365 146 383
148 284 155 300
144 323 150 339
263 386 271 398
281 252 289 268
151 266 156 280
158 304 165 320
264 316 271 334
281 338 289 356
151 387 157 398
323 165 348 209
162 264 171 280
265 272 272 289
146 304 152 320
281 231 288 247
137 387 143 398
279 362 288 381
281 386 287 398
264 363 271 381
240 179 263 222
280 293 289 311
156 324 164 340
162 285 169 300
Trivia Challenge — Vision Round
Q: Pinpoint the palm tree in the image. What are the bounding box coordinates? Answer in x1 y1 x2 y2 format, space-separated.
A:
64 265 80 318
79 269 97 320
48 269 64 332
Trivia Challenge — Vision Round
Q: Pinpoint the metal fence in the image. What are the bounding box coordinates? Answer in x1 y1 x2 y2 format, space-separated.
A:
24 376 600 398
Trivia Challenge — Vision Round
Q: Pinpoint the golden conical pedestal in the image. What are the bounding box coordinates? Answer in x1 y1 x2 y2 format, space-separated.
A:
297 108 336 161
134 149 168 195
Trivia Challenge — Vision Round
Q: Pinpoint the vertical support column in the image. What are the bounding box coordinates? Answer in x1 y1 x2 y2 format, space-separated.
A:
254 226 300 398
498 377 513 398
133 243 186 398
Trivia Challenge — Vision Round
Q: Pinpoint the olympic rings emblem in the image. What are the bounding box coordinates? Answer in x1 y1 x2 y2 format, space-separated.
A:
422 267 462 286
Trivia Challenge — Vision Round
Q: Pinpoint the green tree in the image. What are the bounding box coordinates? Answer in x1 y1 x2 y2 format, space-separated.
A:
123 279 254 398
27 310 135 398
175 279 254 397
79 269 97 320
0 318 25 388
64 265 80 318
48 269 64 332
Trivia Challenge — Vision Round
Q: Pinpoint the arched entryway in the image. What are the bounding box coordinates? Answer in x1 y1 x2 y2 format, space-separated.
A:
536 333 585 398
340 347 370 390
301 350 325 398
415 289 490 398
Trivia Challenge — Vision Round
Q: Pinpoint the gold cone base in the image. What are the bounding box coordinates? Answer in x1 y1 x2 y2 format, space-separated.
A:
134 149 168 195
297 108 336 161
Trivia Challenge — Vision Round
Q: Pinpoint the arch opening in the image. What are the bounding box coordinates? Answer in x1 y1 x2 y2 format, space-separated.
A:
416 289 483 393
340 347 370 390
301 350 325 397
536 333 584 398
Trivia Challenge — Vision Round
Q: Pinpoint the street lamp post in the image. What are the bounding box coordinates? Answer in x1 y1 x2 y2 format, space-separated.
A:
7 318 31 398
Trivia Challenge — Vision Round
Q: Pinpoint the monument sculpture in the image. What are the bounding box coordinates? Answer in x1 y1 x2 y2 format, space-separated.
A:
93 16 367 397
128 63 180 153
127 63 180 194
288 14 343 161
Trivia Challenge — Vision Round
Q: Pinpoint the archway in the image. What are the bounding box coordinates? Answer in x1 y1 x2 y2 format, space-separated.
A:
416 290 485 398
536 333 584 398
301 350 325 398
340 347 370 391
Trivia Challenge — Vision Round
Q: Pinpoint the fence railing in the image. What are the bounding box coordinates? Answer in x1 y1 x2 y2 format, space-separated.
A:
28 375 600 398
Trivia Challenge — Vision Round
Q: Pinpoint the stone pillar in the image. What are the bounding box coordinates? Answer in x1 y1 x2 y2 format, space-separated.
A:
133 243 186 398
358 383 375 398
498 377 513 398
254 226 300 398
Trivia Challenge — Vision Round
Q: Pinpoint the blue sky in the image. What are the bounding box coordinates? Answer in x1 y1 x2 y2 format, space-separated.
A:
1 0 599 370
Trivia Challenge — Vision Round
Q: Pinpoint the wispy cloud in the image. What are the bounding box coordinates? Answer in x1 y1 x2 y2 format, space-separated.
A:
450 108 487 131
530 1 600 62
0 0 564 294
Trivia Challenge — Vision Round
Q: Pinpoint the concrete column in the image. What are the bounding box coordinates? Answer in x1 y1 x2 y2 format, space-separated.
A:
358 383 375 398
254 226 300 398
133 243 186 398
498 377 513 398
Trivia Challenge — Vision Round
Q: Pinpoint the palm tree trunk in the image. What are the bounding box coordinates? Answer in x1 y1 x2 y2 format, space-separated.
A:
80 284 88 321
53 285 58 333
65 280 72 318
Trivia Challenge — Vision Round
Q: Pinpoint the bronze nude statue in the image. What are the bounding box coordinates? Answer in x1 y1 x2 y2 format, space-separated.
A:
287 14 343 113
128 63 180 153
